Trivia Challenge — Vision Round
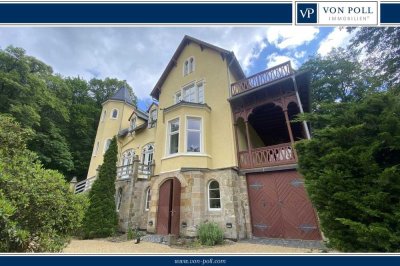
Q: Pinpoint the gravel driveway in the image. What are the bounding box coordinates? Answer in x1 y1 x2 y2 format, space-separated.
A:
63 239 321 253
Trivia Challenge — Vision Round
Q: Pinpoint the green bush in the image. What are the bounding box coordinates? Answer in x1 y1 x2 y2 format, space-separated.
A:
82 137 118 239
296 92 400 252
0 115 86 252
197 222 224 246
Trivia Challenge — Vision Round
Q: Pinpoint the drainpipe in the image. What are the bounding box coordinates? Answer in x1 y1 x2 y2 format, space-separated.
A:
292 76 311 139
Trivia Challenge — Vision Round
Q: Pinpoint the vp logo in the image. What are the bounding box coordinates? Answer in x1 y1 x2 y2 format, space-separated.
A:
300 8 315 19
297 3 317 23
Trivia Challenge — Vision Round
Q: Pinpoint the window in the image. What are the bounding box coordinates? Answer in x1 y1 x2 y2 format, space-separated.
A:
208 180 221 210
168 118 179 155
93 141 99 156
111 109 119 119
182 82 204 104
130 117 136 130
104 139 112 154
145 187 151 211
186 117 201 152
120 149 134 179
116 188 123 211
149 109 157 128
101 110 107 122
175 91 182 104
142 144 154 165
183 57 195 76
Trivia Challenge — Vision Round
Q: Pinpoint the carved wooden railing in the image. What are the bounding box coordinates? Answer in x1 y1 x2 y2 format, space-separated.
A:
74 176 96 194
231 61 294 97
238 142 297 169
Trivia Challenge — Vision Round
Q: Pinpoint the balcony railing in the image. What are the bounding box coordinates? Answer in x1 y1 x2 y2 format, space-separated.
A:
74 176 96 194
117 163 154 179
117 164 133 179
238 142 297 169
231 61 294 97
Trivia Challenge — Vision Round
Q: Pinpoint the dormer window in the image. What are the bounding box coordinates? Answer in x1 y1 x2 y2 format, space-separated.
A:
148 109 157 128
183 57 195 76
111 109 119 119
130 117 136 130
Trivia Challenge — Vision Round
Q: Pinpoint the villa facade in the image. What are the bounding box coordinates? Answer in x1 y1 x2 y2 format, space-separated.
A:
79 35 322 241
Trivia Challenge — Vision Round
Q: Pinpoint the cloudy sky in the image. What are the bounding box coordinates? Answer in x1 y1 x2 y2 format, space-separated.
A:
0 27 354 110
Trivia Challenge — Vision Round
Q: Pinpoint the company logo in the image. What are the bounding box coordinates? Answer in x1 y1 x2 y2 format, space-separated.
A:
297 2 378 25
297 3 317 23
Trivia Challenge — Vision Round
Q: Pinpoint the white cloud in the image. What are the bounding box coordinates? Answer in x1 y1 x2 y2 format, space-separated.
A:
266 53 299 70
294 50 306 59
266 26 319 50
317 27 355 56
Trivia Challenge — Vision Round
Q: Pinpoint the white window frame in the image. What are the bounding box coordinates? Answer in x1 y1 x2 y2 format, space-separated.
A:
103 139 112 154
183 56 195 76
189 57 195 73
111 108 119 119
167 117 180 155
130 116 136 130
185 116 202 153
144 187 151 211
120 149 134 179
116 188 123 212
208 180 221 211
183 60 189 76
175 91 182 104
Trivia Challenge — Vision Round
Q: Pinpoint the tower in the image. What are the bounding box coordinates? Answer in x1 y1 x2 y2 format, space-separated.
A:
86 87 135 178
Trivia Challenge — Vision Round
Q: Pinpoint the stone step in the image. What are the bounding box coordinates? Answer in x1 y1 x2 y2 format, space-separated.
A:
141 234 165 244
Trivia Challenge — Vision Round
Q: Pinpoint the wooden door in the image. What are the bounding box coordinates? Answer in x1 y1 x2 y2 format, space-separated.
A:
156 178 181 235
247 171 321 240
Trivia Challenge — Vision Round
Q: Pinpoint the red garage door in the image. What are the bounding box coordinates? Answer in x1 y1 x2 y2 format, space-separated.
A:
247 170 321 240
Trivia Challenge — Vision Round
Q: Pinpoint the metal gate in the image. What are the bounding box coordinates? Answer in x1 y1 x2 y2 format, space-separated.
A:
247 170 321 240
156 178 181 235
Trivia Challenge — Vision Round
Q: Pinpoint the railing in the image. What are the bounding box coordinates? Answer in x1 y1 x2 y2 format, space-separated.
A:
138 163 153 179
238 142 297 169
231 61 294 97
74 176 96 194
117 164 133 179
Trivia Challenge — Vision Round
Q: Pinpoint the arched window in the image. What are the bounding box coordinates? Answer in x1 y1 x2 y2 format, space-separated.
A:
142 144 154 166
116 188 123 211
120 149 134 179
111 108 119 119
101 110 107 122
208 180 221 210
104 139 112 154
144 187 151 211
189 57 195 73
183 60 189 76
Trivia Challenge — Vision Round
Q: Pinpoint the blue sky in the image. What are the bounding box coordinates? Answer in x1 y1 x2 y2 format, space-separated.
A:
0 27 354 111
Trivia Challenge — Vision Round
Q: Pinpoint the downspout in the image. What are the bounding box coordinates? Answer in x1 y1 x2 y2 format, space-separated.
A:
292 76 311 139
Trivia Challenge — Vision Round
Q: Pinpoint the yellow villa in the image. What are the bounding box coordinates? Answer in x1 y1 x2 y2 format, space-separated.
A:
76 35 321 241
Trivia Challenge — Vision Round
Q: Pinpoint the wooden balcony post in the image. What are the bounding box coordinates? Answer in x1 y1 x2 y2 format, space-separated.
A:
292 76 311 139
283 108 297 159
233 122 240 159
245 120 253 167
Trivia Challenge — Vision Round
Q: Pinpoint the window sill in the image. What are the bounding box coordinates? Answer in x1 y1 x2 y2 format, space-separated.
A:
161 153 211 161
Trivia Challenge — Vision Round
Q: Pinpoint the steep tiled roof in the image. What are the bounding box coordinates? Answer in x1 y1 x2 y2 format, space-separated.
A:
109 87 135 106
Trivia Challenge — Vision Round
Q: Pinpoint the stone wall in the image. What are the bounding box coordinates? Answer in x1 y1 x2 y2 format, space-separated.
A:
146 168 251 240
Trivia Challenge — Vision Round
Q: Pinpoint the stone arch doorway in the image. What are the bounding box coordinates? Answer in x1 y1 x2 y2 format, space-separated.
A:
156 177 181 235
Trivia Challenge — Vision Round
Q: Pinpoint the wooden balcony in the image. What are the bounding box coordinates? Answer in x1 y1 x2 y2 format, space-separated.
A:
238 142 297 169
231 61 294 97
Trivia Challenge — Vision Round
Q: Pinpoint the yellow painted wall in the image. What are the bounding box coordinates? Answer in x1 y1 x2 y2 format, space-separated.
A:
154 41 240 174
86 100 135 178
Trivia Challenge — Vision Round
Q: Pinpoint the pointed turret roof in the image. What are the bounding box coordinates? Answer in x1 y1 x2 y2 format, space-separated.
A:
109 87 135 106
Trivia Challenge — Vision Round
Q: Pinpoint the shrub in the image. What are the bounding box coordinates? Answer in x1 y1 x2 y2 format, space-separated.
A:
296 92 400 252
197 222 224 246
0 115 86 252
82 137 118 239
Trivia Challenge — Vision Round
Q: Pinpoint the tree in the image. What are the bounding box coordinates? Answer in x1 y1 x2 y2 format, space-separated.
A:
0 115 86 252
296 91 400 251
299 48 378 112
349 27 400 87
82 137 118 238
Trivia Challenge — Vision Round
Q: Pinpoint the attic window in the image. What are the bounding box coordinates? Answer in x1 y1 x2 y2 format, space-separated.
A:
130 117 136 130
148 109 157 128
183 57 195 76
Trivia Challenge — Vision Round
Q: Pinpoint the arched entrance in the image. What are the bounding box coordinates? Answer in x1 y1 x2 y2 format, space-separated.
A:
156 177 181 235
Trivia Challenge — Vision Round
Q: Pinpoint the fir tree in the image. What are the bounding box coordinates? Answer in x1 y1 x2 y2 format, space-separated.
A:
83 137 118 238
